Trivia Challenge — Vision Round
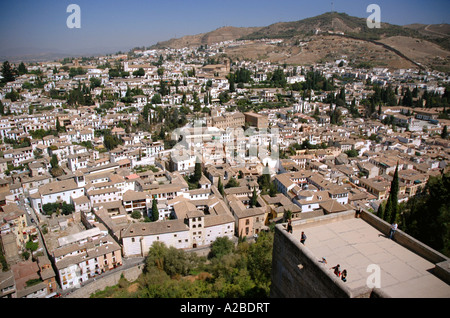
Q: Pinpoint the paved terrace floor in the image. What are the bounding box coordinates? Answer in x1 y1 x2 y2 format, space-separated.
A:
292 218 450 298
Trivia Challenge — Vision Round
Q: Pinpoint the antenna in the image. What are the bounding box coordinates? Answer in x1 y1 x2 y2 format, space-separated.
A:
331 1 334 13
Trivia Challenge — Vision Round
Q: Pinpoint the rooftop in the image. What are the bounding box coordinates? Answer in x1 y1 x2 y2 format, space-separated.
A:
290 212 450 298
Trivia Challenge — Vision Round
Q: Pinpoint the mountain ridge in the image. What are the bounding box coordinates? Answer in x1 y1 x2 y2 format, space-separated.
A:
150 26 263 49
149 12 449 72
151 12 449 49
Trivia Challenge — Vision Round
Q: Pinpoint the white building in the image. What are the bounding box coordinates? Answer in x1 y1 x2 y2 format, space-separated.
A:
53 230 122 290
29 176 86 214
122 198 234 256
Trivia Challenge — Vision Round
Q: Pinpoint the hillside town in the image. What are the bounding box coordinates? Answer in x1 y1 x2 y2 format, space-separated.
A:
0 38 449 298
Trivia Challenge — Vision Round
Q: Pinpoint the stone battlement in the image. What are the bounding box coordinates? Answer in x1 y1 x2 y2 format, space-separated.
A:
270 210 450 298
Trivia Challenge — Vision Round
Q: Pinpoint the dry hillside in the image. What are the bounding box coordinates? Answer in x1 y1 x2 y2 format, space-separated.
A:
378 36 450 72
148 12 449 72
223 35 417 70
151 26 262 49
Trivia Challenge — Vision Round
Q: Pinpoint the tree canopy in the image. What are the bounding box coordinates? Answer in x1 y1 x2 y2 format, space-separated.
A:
400 172 450 257
91 231 274 298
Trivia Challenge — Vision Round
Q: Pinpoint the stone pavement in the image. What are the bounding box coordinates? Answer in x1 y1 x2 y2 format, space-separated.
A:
293 218 450 298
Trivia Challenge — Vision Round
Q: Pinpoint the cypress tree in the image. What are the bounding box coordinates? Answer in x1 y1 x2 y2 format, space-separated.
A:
442 125 448 139
151 197 159 221
389 164 400 224
1 61 15 83
250 187 258 208
377 201 385 220
18 62 27 75
384 196 392 223
218 177 224 196
193 160 202 183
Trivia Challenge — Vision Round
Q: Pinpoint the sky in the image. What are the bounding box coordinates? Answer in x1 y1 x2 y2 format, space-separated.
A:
0 0 449 57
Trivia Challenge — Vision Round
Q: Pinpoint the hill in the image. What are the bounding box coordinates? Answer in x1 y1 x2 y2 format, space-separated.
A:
404 23 450 38
239 12 425 41
403 23 450 52
148 12 449 72
150 26 262 49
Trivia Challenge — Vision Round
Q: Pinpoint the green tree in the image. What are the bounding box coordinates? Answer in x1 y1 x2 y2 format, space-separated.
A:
246 231 273 296
388 164 400 224
270 68 287 87
50 154 59 169
18 62 27 75
377 201 385 220
26 240 39 253
218 177 224 196
250 187 258 208
151 93 162 105
145 241 201 278
151 197 159 221
133 68 145 77
441 125 448 139
103 134 122 150
284 209 292 221
131 211 142 219
208 236 234 259
89 77 101 89
157 67 164 78
225 177 240 188
1 61 15 83
61 202 74 215
402 172 450 257
344 149 359 158
193 161 202 183
384 195 393 223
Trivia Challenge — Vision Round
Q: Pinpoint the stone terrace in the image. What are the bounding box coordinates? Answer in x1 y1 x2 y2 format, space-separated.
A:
291 215 450 298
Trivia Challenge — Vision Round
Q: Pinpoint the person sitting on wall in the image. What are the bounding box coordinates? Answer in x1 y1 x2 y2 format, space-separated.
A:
300 231 307 245
331 264 341 277
287 218 293 234
341 269 347 282
389 223 398 239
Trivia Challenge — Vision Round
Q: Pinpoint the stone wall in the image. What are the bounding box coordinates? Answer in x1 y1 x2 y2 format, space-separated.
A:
66 264 144 298
270 211 372 298
270 209 450 298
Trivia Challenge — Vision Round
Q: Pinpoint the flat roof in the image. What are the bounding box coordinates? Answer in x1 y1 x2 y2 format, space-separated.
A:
292 217 450 298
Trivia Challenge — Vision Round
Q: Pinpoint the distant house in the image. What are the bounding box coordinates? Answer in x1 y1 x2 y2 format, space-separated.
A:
228 197 266 238
53 231 122 291
29 176 85 214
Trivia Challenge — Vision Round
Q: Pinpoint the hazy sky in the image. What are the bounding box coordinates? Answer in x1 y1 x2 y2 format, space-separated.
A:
0 0 449 56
